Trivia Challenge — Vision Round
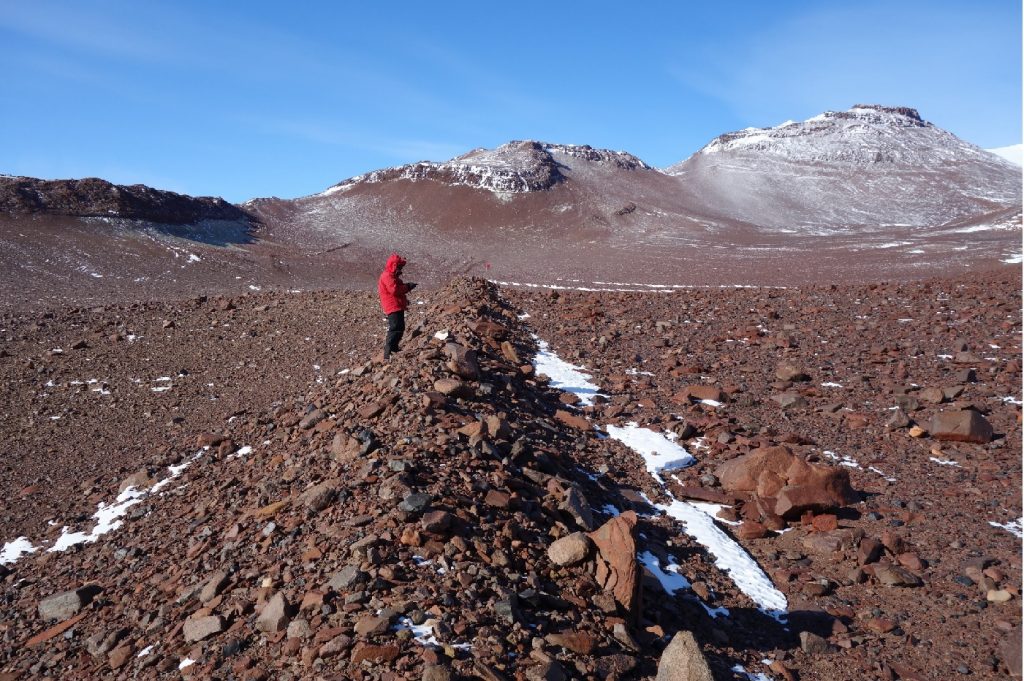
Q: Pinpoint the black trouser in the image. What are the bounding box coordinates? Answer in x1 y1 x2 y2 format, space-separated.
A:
385 311 405 357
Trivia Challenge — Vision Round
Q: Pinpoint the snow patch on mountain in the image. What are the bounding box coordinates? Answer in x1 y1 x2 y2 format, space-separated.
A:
319 141 652 196
986 143 1023 166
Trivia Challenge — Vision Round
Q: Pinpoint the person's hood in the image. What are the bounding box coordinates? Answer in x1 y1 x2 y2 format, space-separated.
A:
384 253 407 275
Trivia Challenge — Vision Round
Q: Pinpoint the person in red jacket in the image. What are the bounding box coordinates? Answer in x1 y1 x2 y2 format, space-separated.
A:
378 253 416 359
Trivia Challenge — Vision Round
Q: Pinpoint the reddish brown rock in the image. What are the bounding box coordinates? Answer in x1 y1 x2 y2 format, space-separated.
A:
545 630 597 655
351 643 401 664
555 409 591 431
588 511 642 621
930 410 993 443
715 445 858 518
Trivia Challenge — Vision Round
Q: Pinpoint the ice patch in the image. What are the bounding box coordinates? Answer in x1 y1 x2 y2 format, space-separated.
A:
639 550 729 618
824 450 861 469
179 658 195 670
821 382 844 388
1002 253 1023 264
393 616 472 650
1003 395 1023 406
654 496 787 618
989 517 1023 538
732 664 773 681
701 399 723 407
0 537 38 565
606 423 695 475
151 386 171 392
137 645 155 657
929 457 960 467
868 466 896 482
533 336 604 405
41 450 204 555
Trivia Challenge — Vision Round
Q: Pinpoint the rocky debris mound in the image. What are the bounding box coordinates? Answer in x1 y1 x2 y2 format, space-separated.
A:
0 176 251 225
0 277 736 681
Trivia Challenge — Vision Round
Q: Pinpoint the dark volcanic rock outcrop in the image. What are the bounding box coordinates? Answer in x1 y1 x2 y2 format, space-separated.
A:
0 176 250 225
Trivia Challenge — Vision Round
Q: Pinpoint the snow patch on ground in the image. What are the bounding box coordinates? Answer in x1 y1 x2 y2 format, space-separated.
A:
606 423 695 474
732 664 773 681
989 517 1023 538
393 616 472 650
0 537 38 565
532 336 603 405
0 450 206 563
533 336 787 619
929 457 960 467
653 496 788 619
639 550 729 618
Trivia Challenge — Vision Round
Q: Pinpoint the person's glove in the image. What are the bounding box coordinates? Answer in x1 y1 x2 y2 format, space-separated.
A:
407 282 418 290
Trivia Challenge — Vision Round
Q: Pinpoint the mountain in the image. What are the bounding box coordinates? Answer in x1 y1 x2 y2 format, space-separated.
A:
0 176 249 224
987 143 1023 166
1 106 1021 308
666 105 1022 232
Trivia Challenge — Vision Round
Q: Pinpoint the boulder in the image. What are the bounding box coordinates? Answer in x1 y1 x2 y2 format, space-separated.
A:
588 511 641 621
444 343 480 379
930 410 993 443
183 615 225 643
655 631 714 681
38 585 102 621
548 532 592 566
715 445 858 518
256 592 290 633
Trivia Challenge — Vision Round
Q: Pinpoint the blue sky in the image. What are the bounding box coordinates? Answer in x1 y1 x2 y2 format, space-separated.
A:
1 0 1020 202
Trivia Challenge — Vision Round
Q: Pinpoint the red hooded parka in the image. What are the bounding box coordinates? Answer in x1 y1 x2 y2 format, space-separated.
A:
378 253 410 314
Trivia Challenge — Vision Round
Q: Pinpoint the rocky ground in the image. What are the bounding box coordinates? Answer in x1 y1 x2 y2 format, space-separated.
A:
0 270 1020 680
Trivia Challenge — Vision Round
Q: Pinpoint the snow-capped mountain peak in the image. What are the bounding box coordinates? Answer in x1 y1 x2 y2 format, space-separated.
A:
320 140 653 197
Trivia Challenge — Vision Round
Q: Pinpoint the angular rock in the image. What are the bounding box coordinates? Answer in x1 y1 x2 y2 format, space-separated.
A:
329 565 367 591
444 343 480 379
38 585 102 621
545 630 597 655
799 630 834 655
1000 626 1022 679
655 630 714 681
299 479 339 512
873 564 922 587
554 409 590 431
256 592 290 633
421 510 452 533
715 445 858 518
351 643 401 664
200 571 230 603
433 378 473 399
930 410 993 443
561 485 596 531
771 393 808 410
399 493 432 514
588 511 641 620
183 615 225 643
776 364 810 382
